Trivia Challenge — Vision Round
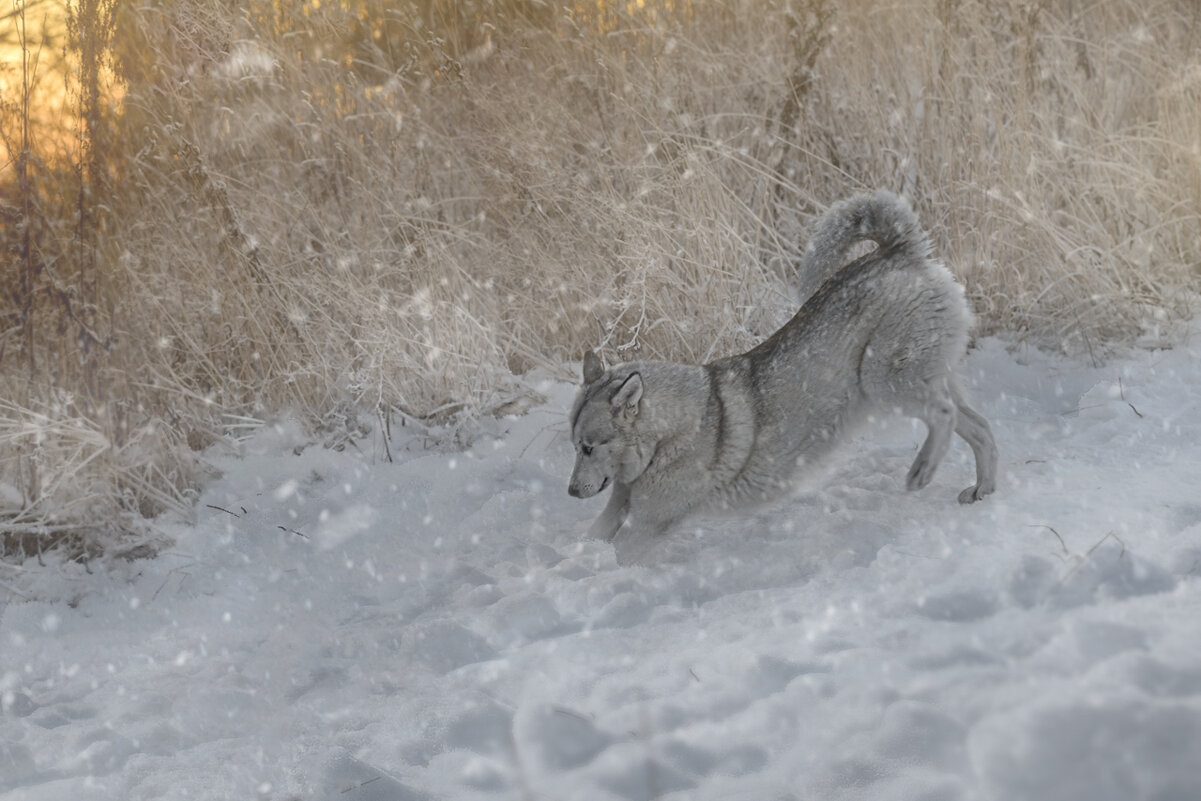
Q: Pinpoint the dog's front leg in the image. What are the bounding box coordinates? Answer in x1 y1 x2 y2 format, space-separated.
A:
587 482 631 541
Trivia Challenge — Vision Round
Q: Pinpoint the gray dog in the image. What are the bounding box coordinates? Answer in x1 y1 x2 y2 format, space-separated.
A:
569 190 997 540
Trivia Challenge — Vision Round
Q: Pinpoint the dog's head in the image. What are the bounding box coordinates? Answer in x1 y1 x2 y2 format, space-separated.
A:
568 350 646 498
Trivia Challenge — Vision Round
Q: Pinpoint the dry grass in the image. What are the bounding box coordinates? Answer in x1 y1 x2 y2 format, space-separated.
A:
809 0 1201 351
1 0 1198 556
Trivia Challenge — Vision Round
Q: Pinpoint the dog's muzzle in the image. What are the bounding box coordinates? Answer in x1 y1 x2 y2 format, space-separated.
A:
568 477 608 498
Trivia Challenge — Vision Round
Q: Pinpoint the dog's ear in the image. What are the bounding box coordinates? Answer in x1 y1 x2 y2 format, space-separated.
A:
582 350 604 385
610 372 643 419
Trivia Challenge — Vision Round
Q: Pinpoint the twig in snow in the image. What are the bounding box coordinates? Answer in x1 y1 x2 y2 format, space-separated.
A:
1118 377 1143 418
519 421 564 460
1086 531 1125 559
377 403 394 464
339 775 382 794
1028 523 1070 559
553 705 594 722
205 504 240 518
151 563 194 602
277 525 309 540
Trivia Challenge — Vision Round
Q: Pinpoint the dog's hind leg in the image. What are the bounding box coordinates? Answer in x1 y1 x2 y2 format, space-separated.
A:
902 378 957 491
859 323 959 495
950 380 997 503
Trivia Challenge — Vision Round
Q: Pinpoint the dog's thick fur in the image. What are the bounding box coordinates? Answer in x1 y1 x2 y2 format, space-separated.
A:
568 190 998 540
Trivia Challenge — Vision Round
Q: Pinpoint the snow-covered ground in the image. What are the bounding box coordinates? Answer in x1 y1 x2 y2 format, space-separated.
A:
3 332 1201 801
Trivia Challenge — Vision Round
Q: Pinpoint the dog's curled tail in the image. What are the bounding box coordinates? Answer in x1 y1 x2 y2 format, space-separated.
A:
797 190 933 301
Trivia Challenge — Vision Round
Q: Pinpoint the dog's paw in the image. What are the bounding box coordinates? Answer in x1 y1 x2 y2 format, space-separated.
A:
586 518 621 541
957 482 994 504
906 458 936 491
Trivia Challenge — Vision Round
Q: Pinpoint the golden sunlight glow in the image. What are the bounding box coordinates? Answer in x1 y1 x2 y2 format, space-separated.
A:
0 0 696 175
1 0 122 171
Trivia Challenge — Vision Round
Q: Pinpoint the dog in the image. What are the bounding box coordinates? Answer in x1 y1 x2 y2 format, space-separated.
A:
568 190 997 540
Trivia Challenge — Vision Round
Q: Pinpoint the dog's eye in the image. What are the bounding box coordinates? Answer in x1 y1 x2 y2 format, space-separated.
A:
581 444 593 456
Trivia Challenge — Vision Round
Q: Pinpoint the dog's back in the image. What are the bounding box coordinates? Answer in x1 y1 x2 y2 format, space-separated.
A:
706 193 975 495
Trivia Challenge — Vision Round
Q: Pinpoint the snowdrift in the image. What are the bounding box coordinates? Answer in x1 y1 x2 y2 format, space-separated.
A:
3 334 1201 800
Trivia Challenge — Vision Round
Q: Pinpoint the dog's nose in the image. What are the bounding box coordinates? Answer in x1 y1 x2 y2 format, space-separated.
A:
568 484 581 498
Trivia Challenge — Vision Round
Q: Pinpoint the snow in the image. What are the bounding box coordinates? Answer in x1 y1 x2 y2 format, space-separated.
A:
3 333 1201 801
